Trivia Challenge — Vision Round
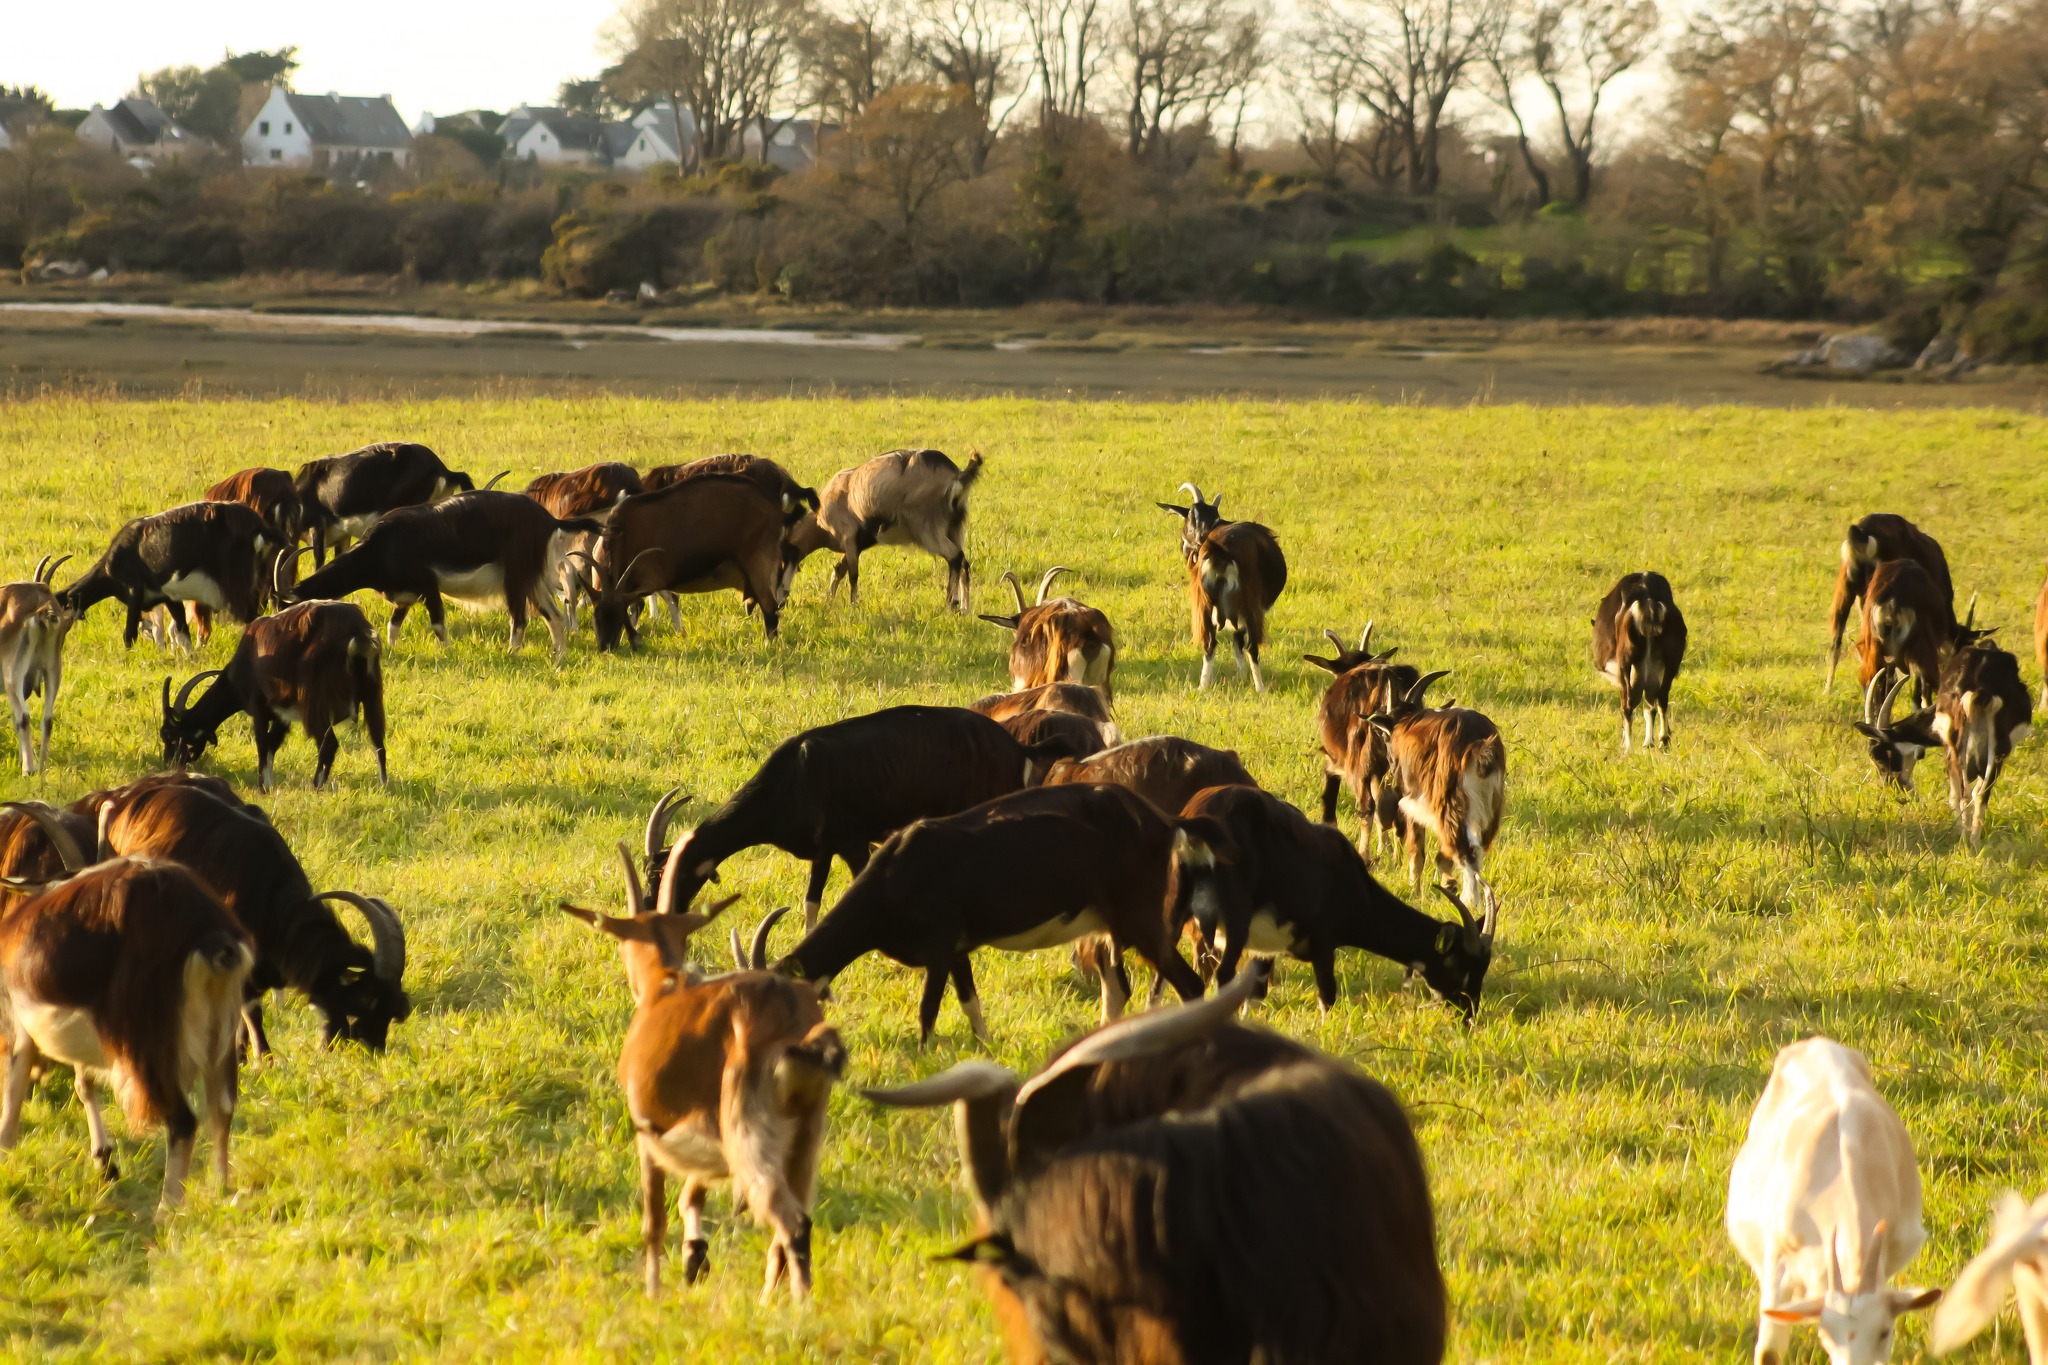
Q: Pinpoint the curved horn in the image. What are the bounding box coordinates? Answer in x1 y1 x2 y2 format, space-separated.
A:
316 891 406 982
1877 670 1911 727
1435 883 1479 935
1323 628 1347 653
1861 1218 1890 1295
1015 960 1272 1108
611 547 664 596
173 669 225 714
1358 619 1374 654
729 924 749 972
861 1060 1019 1108
95 801 113 863
1828 1227 1846 1296
161 675 173 721
1404 669 1450 706
1861 669 1887 725
748 906 790 970
41 554 69 586
1 801 85 874
274 546 309 599
1035 566 1071 605
32 554 50 584
481 470 511 491
0 874 60 893
1178 482 1205 506
643 785 688 864
1964 591 1978 630
1000 570 1026 616
653 827 718 918
615 841 648 915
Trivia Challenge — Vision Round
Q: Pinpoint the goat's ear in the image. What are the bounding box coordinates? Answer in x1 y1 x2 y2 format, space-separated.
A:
978 613 1020 630
1761 1300 1824 1324
561 902 623 935
1302 654 1342 673
1887 1287 1942 1315
1851 721 1885 739
1155 502 1188 517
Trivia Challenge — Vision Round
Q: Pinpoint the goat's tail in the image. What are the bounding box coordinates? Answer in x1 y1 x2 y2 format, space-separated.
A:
950 451 985 507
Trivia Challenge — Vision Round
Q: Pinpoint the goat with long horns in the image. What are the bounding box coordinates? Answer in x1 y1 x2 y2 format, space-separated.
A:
979 567 1116 698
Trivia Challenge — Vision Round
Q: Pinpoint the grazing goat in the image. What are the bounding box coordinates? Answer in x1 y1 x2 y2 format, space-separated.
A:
1156 483 1288 691
647 705 1057 930
84 780 410 1055
294 441 492 566
1370 674 1507 908
0 557 75 775
996 708 1110 763
1829 514 1952 692
1929 1192 2048 1365
1727 1036 1940 1365
160 601 388 790
287 490 596 661
644 453 818 518
1853 669 1941 791
979 568 1116 697
1858 561 1979 707
525 462 644 626
774 783 1212 1042
206 467 305 603
569 475 786 651
0 857 254 1213
1593 572 1689 752
1175 783 1496 1018
863 966 1447 1365
564 847 842 1300
968 681 1118 744
1934 639 2034 846
1306 621 1416 850
59 502 282 650
784 449 981 610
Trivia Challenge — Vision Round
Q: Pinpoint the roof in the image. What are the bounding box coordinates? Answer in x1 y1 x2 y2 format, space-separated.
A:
96 98 184 147
280 92 412 150
501 106 602 154
601 122 640 160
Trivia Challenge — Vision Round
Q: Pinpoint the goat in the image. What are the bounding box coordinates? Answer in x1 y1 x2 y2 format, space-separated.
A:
784 449 981 611
0 775 236 902
1369 673 1507 909
286 490 596 661
563 846 842 1300
968 681 1119 745
1306 620 1416 851
1853 669 1940 792
773 783 1212 1042
0 556 75 775
1174 782 1496 1018
1934 639 2034 846
1593 571 1689 753
862 966 1447 1365
2036 563 2047 710
525 462 644 627
1857 561 1980 707
159 601 388 791
643 453 818 518
567 475 786 651
647 705 1059 931
979 568 1116 698
1727 1036 1940 1365
0 856 254 1213
293 441 494 566
1156 483 1288 691
1929 1192 2048 1365
78 780 410 1057
58 502 282 650
1829 514 1952 692
996 708 1111 763
206 466 305 603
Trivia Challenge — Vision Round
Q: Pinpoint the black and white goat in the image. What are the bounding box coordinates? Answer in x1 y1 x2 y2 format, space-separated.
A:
1592 572 1688 753
160 601 388 790
293 441 495 566
1156 483 1288 691
979 568 1116 697
784 449 982 610
286 490 596 661
1853 668 1941 791
863 968 1447 1365
0 556 75 775
1935 639 2034 846
58 502 282 650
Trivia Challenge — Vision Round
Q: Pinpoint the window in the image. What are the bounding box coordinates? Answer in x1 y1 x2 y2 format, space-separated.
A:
284 122 293 134
259 120 270 134
270 149 282 161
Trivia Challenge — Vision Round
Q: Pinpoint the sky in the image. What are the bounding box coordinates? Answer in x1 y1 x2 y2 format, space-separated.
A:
7 0 624 122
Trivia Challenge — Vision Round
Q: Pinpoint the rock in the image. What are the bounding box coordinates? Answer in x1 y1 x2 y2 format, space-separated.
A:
87 267 110 282
637 280 660 301
1820 333 1906 374
31 259 90 281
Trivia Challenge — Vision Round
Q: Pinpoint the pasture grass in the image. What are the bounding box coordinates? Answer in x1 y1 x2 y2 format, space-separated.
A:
0 395 2045 1362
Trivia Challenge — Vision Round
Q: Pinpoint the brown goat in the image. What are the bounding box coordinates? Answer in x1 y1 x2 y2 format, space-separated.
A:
0 856 254 1213
1828 513 1953 691
0 557 76 776
526 462 645 626
1157 483 1287 691
1592 572 1688 753
979 567 1117 698
637 455 815 629
785 449 981 610
1372 679 1507 909
569 475 787 650
207 467 305 605
1858 560 1979 707
997 708 1111 763
1305 621 1417 853
968 681 1119 744
564 847 842 1300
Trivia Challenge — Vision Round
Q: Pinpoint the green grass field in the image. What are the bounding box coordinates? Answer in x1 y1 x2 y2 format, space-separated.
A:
1 395 2045 1363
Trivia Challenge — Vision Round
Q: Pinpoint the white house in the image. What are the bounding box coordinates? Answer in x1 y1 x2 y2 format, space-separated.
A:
742 118 835 171
499 106 605 166
616 104 693 170
241 88 413 170
76 99 206 162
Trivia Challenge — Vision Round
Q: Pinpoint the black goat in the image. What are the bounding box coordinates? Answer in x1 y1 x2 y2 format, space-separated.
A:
294 441 495 565
58 502 282 649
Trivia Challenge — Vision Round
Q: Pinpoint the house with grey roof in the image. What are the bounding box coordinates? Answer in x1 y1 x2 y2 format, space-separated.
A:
76 98 207 163
500 106 605 166
742 118 835 171
240 88 413 170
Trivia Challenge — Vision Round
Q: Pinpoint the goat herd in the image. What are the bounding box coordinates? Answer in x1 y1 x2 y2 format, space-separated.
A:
0 439 2045 1363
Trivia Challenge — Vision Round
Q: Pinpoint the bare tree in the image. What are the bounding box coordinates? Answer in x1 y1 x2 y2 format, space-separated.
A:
907 0 1020 170
1487 0 1657 205
1308 0 1503 194
1111 0 1264 160
1017 0 1106 128
611 0 815 167
803 0 917 122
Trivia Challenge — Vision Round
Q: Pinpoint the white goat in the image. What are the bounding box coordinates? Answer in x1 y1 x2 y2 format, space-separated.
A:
1726 1037 1941 1365
0 557 76 775
1930 1192 2048 1363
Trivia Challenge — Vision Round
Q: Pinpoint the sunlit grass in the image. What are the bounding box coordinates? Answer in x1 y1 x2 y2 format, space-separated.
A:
0 395 2044 1362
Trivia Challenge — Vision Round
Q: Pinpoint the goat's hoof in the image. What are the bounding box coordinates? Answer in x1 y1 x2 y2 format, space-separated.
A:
682 1238 710 1283
94 1151 119 1181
